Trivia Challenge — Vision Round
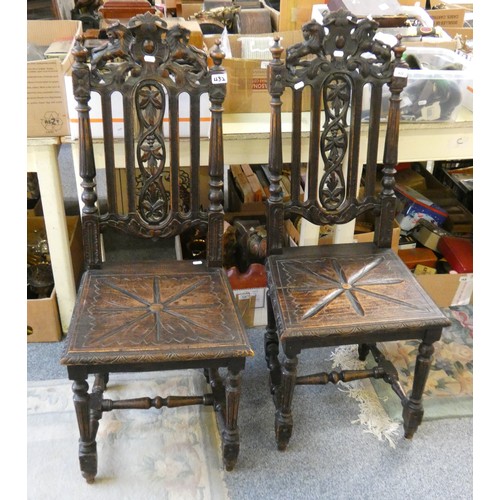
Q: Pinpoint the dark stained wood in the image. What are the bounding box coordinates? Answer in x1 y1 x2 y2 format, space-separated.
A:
264 8 451 450
61 13 253 481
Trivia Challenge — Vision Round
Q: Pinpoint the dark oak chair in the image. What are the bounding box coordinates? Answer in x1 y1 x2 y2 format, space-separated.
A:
60 13 253 482
264 9 451 450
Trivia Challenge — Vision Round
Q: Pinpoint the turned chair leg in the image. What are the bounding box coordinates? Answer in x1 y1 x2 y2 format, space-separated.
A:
403 340 435 439
275 354 298 451
265 292 281 394
72 379 98 483
222 368 242 471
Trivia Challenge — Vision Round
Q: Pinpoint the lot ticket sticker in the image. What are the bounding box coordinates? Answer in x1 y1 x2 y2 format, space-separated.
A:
452 274 473 306
394 67 409 78
212 72 228 85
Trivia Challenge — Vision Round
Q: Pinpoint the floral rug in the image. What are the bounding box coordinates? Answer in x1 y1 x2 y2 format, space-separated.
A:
27 371 229 500
331 305 473 447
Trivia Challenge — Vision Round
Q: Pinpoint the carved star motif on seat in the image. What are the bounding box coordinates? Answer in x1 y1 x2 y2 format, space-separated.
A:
283 257 422 320
86 274 231 347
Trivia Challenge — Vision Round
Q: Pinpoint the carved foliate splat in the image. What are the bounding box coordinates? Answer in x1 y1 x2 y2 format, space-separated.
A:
319 74 349 210
135 81 168 223
278 8 405 219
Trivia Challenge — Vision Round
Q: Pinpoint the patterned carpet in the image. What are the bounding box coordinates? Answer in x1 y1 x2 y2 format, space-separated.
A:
373 305 473 421
331 305 473 447
27 371 228 499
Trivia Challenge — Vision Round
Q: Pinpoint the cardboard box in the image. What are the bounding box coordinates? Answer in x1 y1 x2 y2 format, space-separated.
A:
232 286 267 327
319 220 401 254
27 288 62 342
27 20 83 137
415 272 473 307
27 215 84 342
180 2 203 19
270 0 324 32
204 30 309 113
429 0 473 10
427 7 466 28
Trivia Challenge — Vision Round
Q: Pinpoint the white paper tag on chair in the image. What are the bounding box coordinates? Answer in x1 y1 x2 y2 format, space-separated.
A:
212 73 228 85
451 274 473 306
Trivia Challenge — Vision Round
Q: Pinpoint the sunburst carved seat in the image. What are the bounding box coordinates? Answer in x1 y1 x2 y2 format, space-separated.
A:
60 13 253 481
263 9 451 450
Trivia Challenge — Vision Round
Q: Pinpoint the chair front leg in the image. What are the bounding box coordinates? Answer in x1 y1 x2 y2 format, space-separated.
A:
265 291 281 393
72 378 98 483
222 367 242 471
275 354 298 451
403 340 435 439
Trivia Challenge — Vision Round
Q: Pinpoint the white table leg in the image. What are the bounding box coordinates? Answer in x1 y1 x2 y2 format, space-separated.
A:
27 140 76 333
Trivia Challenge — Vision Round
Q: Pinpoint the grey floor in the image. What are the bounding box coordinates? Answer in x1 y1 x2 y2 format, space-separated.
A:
28 326 474 500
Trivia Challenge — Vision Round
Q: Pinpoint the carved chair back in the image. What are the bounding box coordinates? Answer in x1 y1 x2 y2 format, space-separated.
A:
266 9 409 253
72 13 227 269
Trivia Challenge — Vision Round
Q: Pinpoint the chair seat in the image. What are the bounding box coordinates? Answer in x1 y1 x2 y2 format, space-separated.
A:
61 260 253 366
266 243 450 346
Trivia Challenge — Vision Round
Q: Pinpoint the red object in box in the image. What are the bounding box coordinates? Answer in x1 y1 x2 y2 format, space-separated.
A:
437 236 473 273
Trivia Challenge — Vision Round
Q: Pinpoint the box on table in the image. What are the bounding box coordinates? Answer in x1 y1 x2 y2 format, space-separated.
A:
427 1 467 28
179 2 203 19
27 20 83 137
204 30 309 113
267 0 324 32
27 215 84 342
363 46 472 122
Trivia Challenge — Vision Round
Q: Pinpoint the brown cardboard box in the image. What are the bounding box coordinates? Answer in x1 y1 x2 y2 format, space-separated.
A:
204 30 308 113
27 215 84 342
268 0 324 32
27 20 82 137
415 272 473 308
319 220 401 254
427 7 466 28
180 2 203 19
231 287 267 327
429 0 473 11
27 288 62 342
